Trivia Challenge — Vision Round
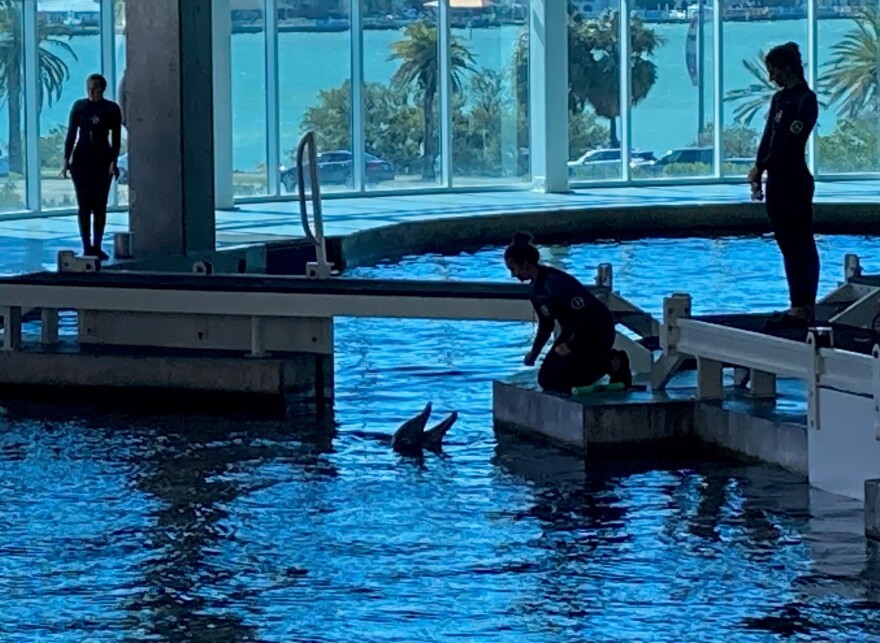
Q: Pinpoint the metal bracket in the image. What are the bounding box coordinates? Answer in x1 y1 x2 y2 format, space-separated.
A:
873 344 880 441
806 331 823 431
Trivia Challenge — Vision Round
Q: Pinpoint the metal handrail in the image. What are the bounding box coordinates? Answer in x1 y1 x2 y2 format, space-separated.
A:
296 132 330 276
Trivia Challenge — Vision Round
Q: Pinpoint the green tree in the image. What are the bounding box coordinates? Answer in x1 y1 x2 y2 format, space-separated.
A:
389 20 476 179
819 7 880 119
817 117 880 172
0 0 76 174
569 10 663 147
513 9 663 148
300 80 423 172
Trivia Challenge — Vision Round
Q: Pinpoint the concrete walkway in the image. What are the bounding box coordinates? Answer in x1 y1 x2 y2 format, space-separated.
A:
2 180 878 275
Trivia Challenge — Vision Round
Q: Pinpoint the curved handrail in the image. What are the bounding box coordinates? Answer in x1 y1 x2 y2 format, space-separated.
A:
296 132 328 271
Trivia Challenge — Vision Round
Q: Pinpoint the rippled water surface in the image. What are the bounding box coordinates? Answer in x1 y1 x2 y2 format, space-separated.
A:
4 235 880 641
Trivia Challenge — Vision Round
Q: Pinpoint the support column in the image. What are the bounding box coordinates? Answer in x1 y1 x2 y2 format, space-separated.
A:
126 0 215 256
213 0 234 209
528 0 569 193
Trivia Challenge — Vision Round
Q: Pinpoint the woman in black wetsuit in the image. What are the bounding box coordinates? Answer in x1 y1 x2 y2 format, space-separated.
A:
504 232 632 394
61 73 122 260
747 42 820 330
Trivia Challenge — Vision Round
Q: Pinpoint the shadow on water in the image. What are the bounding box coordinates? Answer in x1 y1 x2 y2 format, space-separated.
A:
0 400 337 642
491 430 880 640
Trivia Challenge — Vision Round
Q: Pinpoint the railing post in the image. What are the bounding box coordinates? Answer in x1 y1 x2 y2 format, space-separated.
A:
748 369 776 399
297 132 333 279
41 308 59 345
845 253 862 281
1 307 22 351
250 316 266 357
652 292 692 390
696 357 723 400
596 263 613 290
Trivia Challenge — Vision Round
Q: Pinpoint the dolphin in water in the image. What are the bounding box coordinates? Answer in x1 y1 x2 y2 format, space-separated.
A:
391 402 458 456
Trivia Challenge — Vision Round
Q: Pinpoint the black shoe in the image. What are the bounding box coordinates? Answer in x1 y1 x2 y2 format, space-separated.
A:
763 311 810 331
608 349 633 389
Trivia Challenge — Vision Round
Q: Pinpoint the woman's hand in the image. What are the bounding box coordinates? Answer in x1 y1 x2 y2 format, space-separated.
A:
523 350 537 367
554 343 571 356
109 160 119 178
747 165 761 185
59 161 69 179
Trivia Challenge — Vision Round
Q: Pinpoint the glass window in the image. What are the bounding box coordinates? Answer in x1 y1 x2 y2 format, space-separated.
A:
281 1 352 195
38 0 100 211
113 0 127 207
568 2 623 183
450 1 528 187
232 2 267 197
816 1 879 175
632 3 715 181
722 2 809 177
364 6 439 191
0 0 25 213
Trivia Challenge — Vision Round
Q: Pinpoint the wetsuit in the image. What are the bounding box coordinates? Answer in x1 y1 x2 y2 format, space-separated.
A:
64 98 122 252
756 82 820 311
530 265 616 393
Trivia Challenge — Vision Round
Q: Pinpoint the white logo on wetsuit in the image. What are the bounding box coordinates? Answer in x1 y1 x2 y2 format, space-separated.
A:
571 297 585 310
774 109 783 123
540 305 550 316
790 120 804 134
90 115 100 125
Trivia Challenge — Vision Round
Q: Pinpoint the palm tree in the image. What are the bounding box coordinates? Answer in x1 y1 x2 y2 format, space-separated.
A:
513 9 663 148
569 10 663 148
724 50 776 126
0 0 76 174
390 20 475 179
819 7 880 119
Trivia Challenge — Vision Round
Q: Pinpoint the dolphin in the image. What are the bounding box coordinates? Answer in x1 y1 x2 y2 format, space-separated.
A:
390 402 459 456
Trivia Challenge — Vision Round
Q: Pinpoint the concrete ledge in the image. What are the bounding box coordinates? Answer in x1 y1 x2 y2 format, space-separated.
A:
695 403 808 475
493 374 809 472
337 202 880 268
0 345 332 414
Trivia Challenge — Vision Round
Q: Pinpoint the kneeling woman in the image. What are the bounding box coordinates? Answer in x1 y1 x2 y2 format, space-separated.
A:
504 232 631 393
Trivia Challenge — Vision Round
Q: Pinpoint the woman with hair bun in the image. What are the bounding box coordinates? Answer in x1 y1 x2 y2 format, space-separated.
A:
747 41 820 330
503 232 631 394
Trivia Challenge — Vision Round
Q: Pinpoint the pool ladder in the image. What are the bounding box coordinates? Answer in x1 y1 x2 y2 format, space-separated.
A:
296 131 334 279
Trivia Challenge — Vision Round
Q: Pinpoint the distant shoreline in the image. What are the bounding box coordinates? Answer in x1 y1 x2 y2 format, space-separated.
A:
43 10 859 39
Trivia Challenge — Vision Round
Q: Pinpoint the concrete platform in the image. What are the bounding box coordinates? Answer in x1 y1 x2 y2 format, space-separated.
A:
0 340 332 415
493 370 808 475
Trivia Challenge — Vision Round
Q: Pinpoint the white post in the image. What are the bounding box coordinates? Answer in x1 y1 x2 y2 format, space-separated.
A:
712 0 723 177
213 0 235 208
439 0 453 188
873 344 880 441
528 0 569 193
619 0 632 181
264 0 280 196
1 307 22 351
100 0 118 207
661 293 692 354
807 0 818 176
23 0 40 212
806 331 822 432
41 308 59 345
351 0 365 192
697 357 724 400
749 370 777 399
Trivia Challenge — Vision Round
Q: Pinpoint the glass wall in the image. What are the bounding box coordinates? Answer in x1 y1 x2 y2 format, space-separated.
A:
3 0 880 217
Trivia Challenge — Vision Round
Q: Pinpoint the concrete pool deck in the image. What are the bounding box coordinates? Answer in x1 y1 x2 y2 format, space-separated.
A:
2 179 879 274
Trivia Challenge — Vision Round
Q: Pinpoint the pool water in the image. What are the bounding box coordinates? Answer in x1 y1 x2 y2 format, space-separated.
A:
4 234 880 641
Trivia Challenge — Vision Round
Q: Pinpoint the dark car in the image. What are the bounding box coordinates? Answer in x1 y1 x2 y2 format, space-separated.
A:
279 150 395 192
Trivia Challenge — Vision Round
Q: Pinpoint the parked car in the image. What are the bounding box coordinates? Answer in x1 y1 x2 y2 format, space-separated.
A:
0 150 9 178
279 150 395 192
641 146 756 174
567 148 656 178
116 153 129 184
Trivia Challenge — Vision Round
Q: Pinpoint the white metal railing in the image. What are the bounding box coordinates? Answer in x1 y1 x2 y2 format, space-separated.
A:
296 132 333 279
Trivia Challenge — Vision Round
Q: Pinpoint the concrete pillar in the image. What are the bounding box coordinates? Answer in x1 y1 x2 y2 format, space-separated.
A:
866 479 880 541
529 0 569 193
125 0 215 256
212 0 234 210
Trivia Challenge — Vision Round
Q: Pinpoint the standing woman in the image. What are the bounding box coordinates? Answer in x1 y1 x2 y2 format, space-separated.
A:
61 73 122 260
747 42 820 330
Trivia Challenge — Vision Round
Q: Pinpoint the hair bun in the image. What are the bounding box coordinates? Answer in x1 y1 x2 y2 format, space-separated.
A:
512 231 533 246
